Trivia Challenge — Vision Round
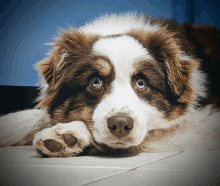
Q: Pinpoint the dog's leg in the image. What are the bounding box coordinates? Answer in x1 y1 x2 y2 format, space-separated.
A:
0 109 51 146
33 121 92 157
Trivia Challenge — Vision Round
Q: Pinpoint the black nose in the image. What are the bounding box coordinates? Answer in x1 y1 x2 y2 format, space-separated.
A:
108 116 134 138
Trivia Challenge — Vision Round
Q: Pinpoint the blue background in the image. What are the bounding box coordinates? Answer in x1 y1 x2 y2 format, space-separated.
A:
0 0 219 86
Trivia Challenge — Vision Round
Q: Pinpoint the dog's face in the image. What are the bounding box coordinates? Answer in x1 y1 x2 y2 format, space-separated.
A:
91 35 159 148
35 18 202 149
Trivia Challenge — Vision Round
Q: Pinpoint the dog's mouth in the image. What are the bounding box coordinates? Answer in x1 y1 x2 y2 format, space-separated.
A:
108 141 131 148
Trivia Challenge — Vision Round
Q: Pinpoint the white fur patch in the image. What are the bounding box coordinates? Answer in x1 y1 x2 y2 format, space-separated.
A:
191 65 208 102
0 109 50 146
144 106 220 152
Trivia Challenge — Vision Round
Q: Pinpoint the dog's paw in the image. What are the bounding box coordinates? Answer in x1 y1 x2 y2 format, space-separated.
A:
33 121 92 157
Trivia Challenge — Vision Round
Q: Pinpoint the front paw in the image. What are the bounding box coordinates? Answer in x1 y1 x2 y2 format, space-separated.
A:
33 121 92 157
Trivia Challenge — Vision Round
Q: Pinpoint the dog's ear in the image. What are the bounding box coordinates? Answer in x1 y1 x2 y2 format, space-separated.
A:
129 28 197 98
148 34 196 97
163 51 196 98
35 28 99 108
35 28 98 87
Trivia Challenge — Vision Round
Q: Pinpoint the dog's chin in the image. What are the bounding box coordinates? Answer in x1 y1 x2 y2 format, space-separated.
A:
106 141 133 149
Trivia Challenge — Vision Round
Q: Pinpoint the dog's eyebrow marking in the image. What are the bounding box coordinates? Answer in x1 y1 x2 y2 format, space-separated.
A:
94 58 112 77
133 60 164 77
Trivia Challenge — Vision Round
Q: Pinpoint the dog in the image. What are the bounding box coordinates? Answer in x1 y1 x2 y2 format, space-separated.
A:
0 12 220 157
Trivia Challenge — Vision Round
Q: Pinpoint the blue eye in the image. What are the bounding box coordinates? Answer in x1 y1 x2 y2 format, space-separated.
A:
91 77 102 88
136 79 146 89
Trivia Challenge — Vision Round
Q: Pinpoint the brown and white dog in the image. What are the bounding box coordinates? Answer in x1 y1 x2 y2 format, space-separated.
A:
0 13 220 157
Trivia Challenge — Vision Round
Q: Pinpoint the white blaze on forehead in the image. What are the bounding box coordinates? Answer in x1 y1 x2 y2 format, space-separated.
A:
92 35 152 79
79 12 160 36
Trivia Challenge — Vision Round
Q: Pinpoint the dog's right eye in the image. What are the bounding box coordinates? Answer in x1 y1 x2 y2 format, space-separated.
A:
136 78 146 89
91 77 102 88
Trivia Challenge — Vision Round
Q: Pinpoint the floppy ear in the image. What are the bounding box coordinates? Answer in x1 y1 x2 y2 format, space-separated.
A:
151 41 194 97
147 29 197 98
129 28 197 98
36 28 99 87
35 28 99 108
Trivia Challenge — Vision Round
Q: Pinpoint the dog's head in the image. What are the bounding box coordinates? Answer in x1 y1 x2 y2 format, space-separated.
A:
35 14 206 149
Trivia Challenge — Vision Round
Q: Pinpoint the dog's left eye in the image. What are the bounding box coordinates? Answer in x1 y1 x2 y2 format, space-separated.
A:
91 77 102 88
136 79 146 89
